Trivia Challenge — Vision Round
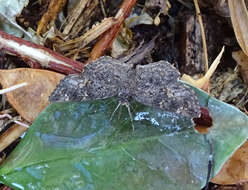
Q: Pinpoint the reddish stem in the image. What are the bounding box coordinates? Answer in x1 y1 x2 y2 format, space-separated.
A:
89 0 136 61
0 30 85 74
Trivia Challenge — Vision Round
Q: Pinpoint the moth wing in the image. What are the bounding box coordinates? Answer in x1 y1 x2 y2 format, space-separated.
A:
50 56 130 102
81 56 133 99
133 61 200 118
49 74 88 102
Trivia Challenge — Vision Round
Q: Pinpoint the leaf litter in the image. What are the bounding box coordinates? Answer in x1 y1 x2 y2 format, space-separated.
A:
0 0 248 189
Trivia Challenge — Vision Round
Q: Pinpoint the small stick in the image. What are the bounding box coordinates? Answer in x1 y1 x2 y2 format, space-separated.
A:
0 82 27 94
0 114 29 128
59 17 118 52
89 0 136 61
204 135 214 190
100 0 107 18
193 0 209 72
0 122 28 152
62 0 89 35
37 0 67 35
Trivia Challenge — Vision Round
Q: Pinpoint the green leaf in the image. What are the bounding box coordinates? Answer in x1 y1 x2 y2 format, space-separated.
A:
0 86 248 190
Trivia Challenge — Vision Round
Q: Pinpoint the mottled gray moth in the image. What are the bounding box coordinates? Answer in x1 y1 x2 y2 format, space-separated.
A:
49 56 200 125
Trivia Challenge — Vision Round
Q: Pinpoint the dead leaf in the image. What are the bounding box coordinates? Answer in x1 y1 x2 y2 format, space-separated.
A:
0 68 64 122
232 50 248 84
228 0 248 56
37 0 67 35
212 140 248 184
210 69 245 105
0 123 27 152
181 46 225 91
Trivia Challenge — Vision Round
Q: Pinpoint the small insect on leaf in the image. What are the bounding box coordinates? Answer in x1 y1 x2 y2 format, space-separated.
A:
49 56 201 122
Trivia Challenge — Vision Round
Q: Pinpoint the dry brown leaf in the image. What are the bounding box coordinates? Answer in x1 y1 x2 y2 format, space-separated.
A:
0 68 64 122
228 0 248 56
0 124 27 152
181 46 225 91
37 0 67 35
232 50 248 84
212 140 248 184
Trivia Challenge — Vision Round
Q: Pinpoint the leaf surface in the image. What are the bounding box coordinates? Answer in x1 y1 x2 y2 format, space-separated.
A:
0 86 248 190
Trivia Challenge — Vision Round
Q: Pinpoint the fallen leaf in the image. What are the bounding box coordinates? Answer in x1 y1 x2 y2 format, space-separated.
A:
228 0 248 56
0 68 64 122
181 46 225 91
1 85 248 189
0 124 27 152
212 140 248 184
210 68 245 104
232 50 248 84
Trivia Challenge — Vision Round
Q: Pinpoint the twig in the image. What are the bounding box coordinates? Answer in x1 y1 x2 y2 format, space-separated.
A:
176 0 193 9
0 114 29 128
204 135 214 190
0 83 27 94
37 0 67 35
0 30 84 74
58 17 118 52
193 0 209 72
89 0 136 61
70 0 99 37
100 0 107 18
0 117 29 152
62 0 89 35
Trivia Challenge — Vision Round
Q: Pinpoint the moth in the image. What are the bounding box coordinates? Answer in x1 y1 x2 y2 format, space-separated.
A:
49 56 201 127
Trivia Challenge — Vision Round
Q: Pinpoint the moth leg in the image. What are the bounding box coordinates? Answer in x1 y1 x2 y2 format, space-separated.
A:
110 101 135 131
124 102 135 131
110 101 122 121
117 105 123 120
